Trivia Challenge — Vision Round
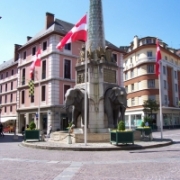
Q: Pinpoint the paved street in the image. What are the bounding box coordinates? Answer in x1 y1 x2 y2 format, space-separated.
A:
0 129 180 180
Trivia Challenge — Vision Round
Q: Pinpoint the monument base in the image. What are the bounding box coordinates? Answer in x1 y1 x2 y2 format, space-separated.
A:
50 131 110 143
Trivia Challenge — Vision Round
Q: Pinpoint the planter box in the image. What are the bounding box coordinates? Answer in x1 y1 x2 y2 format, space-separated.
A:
110 131 134 145
24 130 40 141
136 127 152 140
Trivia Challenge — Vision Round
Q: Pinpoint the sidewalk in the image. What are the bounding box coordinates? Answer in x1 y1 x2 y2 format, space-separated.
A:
21 138 173 151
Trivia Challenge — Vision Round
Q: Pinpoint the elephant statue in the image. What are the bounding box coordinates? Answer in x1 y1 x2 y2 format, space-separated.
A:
104 87 127 128
64 88 88 128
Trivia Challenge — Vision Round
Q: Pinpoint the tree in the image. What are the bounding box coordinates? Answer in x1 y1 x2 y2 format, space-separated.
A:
143 99 159 124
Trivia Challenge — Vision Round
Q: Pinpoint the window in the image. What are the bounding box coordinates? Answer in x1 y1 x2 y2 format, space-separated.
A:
175 84 178 92
176 97 178 106
130 57 132 63
5 84 7 91
64 85 71 100
64 59 71 79
10 94 13 102
131 84 134 91
42 86 46 101
147 51 152 57
23 51 26 59
148 79 155 88
5 95 7 103
164 80 167 89
163 66 166 75
32 47 36 55
164 95 168 105
10 106 12 112
21 91 25 104
124 72 128 80
31 95 34 103
148 95 155 100
138 97 141 105
131 98 135 106
42 60 46 79
138 82 140 90
1 74 3 79
174 71 177 79
125 86 128 93
22 69 25 85
146 39 151 44
147 65 154 73
113 53 117 62
165 56 168 60
11 82 13 90
0 85 1 93
131 70 134 78
11 69 14 75
6 72 8 77
43 41 47 51
5 106 6 113
64 43 71 50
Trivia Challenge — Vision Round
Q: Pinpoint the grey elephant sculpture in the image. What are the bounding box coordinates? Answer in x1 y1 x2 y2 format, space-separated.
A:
104 87 127 128
65 88 88 128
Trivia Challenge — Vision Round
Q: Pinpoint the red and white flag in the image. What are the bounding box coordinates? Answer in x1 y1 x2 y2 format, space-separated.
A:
30 48 41 79
56 14 87 50
155 39 162 76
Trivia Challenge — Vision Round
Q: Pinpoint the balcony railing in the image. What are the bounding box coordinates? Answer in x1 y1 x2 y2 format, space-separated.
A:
136 57 156 65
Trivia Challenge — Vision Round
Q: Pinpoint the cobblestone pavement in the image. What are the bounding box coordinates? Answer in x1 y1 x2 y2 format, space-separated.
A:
0 129 180 180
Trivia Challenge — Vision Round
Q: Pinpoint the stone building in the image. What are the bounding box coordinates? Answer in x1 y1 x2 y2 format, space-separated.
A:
0 12 124 133
122 36 180 129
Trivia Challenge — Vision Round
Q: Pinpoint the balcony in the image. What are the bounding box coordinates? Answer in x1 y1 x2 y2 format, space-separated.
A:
136 57 156 66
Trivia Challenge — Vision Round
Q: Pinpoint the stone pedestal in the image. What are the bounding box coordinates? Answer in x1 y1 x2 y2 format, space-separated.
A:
50 131 110 143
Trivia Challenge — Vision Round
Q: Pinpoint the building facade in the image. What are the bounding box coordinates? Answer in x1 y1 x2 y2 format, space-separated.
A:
0 12 124 134
122 36 180 129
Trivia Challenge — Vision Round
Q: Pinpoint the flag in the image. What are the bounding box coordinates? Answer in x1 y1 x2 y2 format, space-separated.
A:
56 14 87 50
155 39 162 76
30 48 41 79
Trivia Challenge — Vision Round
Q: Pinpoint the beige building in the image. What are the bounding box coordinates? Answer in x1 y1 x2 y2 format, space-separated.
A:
122 36 180 129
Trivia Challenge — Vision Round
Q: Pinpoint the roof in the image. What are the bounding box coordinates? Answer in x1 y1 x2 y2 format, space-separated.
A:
19 17 125 53
0 58 18 71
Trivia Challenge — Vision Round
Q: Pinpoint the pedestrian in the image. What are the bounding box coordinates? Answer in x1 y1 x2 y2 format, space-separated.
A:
21 125 25 135
47 124 52 138
0 122 5 137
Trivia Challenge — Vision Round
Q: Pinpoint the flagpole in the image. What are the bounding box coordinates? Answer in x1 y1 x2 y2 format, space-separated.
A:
84 12 88 146
38 67 41 130
156 39 163 140
159 63 163 140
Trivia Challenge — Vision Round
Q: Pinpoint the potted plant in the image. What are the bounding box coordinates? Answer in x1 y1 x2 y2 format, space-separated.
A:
24 121 40 141
136 117 152 140
110 120 134 145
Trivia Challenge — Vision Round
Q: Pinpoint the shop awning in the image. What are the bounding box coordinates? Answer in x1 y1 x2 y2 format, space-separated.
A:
0 117 17 123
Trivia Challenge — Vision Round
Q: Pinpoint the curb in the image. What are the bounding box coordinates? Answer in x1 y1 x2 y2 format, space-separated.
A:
21 139 173 151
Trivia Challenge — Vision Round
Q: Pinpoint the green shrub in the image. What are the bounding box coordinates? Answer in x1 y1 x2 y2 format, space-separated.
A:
141 121 145 127
29 121 36 130
118 120 125 131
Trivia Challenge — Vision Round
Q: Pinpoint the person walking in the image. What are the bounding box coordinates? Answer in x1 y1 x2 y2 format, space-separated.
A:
0 122 5 137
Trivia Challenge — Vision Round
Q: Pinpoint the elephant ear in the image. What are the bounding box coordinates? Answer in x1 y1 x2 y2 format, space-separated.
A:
109 87 119 102
75 89 84 103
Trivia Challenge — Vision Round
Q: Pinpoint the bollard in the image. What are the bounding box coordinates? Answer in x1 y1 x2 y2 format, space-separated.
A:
68 135 72 144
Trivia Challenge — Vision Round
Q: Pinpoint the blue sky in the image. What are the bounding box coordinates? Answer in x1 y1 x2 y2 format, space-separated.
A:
0 0 180 63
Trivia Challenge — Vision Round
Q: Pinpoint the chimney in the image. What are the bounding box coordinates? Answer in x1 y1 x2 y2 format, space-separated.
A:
14 44 22 61
133 35 138 49
27 36 32 41
46 12 54 29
